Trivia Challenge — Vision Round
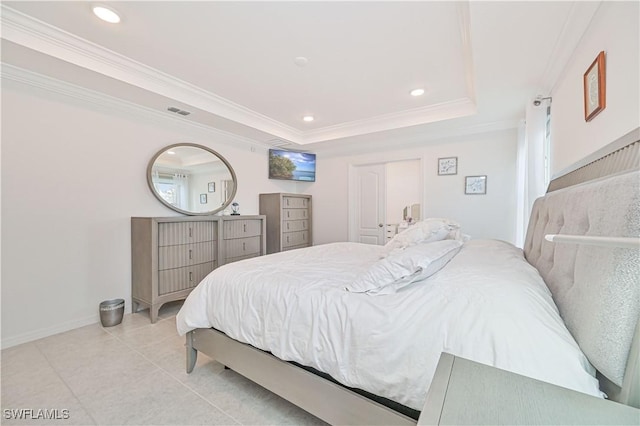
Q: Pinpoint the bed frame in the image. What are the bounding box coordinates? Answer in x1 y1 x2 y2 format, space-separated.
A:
185 128 640 424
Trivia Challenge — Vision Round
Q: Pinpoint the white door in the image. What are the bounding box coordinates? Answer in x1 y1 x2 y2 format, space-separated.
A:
351 164 386 245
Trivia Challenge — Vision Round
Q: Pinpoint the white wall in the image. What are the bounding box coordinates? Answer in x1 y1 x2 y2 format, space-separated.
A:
0 79 309 348
2 71 517 348
189 167 230 213
310 128 518 245
550 1 639 175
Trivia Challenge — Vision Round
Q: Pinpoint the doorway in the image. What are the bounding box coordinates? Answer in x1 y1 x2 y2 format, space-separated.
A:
349 159 422 245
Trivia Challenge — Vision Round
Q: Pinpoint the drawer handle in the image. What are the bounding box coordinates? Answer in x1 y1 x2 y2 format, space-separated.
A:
287 199 289 206
189 227 193 238
189 249 193 260
287 211 290 218
243 242 246 251
303 211 307 218
189 271 193 282
287 222 289 230
243 224 246 233
303 233 305 241
287 235 289 243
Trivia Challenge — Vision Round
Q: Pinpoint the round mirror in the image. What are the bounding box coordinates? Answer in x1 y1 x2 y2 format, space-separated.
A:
147 143 237 216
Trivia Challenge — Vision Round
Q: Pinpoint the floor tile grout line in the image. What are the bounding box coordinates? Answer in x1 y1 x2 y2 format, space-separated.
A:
105 320 243 425
33 340 100 425
103 316 244 426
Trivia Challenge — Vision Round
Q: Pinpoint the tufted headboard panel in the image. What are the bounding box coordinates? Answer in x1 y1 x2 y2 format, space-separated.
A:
524 169 639 404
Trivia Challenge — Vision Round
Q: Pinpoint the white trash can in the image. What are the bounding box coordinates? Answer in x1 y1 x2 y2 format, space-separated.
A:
99 298 125 327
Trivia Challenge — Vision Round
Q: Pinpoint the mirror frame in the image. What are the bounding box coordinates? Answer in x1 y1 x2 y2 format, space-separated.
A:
146 143 238 216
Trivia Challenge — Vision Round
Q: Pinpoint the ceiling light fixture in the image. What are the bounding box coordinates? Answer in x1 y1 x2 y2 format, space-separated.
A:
93 5 121 24
294 57 309 67
303 115 314 122
410 88 425 97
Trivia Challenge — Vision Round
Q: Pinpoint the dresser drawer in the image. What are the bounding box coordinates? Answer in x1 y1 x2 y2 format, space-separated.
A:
157 261 215 295
224 236 261 258
283 230 309 248
223 220 262 239
158 222 216 246
283 219 309 232
283 209 309 220
158 242 216 270
283 196 309 209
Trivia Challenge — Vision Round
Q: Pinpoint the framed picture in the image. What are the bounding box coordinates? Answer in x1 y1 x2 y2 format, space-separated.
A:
199 194 207 204
208 182 215 193
438 157 458 175
465 175 487 195
583 51 606 122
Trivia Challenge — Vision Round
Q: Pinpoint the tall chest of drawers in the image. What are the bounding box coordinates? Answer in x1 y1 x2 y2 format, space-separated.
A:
131 215 265 322
259 193 312 254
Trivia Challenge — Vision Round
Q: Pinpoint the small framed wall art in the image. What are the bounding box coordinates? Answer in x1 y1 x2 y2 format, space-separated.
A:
208 182 216 193
583 51 606 122
438 157 458 175
200 194 207 204
465 175 487 195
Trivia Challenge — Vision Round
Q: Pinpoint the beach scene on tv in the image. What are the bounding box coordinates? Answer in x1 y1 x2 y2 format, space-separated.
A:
269 150 316 182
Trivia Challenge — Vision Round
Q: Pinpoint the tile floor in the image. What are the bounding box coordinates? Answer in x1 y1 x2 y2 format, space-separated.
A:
1 302 327 425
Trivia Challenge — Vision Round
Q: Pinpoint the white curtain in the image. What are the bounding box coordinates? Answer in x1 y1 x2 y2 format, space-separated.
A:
173 173 189 210
515 102 548 247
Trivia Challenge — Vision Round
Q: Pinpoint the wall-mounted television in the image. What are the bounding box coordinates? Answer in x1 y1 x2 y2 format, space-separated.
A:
269 149 316 182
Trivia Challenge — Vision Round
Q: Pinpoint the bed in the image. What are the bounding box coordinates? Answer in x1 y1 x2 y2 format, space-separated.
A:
176 129 639 425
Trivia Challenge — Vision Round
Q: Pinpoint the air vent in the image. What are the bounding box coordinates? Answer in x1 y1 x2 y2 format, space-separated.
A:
167 106 191 116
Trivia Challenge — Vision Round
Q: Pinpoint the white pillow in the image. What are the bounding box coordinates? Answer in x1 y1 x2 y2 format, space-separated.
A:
383 218 462 257
345 239 463 295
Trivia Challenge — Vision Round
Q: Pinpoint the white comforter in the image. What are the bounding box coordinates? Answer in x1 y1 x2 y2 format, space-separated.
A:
176 240 602 411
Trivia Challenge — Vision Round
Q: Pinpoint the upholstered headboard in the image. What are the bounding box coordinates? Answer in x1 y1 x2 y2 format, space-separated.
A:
523 131 640 408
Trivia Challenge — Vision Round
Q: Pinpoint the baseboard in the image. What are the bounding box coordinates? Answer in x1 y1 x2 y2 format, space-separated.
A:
1 314 100 349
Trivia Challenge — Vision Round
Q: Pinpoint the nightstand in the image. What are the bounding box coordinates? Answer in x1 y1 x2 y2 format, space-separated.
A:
419 353 640 425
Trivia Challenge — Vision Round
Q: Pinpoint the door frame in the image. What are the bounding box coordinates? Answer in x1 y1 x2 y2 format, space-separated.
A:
348 156 425 243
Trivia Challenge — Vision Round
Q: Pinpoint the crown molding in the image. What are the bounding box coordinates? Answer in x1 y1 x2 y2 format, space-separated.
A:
0 63 269 151
1 4 478 145
314 119 520 157
297 2 477 145
299 98 477 145
456 1 477 104
2 62 517 160
539 1 602 95
0 5 302 139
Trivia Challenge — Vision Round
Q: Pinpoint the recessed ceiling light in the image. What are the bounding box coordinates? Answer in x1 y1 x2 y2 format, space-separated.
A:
93 5 121 24
294 57 309 67
303 115 314 122
410 88 425 97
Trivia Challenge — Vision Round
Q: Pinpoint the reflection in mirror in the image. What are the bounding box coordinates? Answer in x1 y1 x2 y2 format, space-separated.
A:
147 143 237 216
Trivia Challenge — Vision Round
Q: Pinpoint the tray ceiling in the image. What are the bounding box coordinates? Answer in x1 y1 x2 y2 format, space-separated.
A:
1 1 599 149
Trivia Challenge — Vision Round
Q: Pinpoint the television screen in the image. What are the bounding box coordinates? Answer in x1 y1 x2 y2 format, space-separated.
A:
269 149 316 182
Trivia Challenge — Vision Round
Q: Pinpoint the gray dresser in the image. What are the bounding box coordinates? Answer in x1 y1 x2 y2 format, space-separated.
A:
259 193 312 254
131 215 265 322
221 216 266 263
